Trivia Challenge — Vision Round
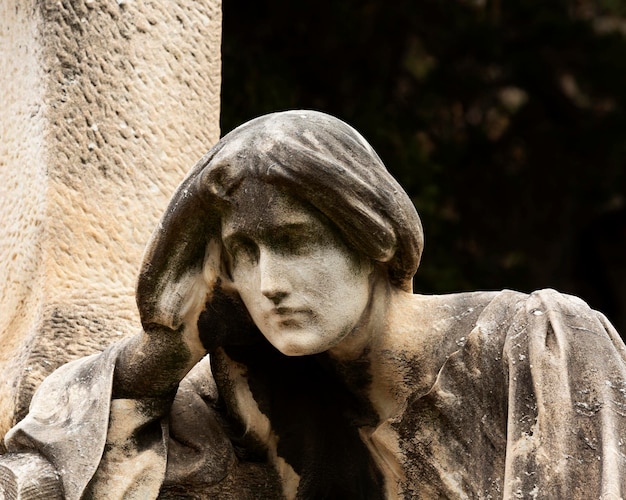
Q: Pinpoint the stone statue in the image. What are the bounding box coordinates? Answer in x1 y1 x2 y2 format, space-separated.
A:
2 110 626 499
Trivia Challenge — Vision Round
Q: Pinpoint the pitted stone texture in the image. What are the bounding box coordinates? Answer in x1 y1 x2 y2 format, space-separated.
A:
0 0 48 442
0 0 221 437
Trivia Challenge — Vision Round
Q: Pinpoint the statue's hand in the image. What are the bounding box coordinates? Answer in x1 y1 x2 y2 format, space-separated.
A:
197 276 259 352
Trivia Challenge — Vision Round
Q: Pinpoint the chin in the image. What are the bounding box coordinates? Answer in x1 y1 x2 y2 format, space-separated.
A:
277 346 309 357
274 342 319 357
269 334 328 357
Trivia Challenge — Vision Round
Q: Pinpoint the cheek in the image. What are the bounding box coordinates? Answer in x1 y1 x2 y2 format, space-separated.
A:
326 249 370 285
288 256 341 301
310 253 371 304
230 268 262 308
230 255 259 285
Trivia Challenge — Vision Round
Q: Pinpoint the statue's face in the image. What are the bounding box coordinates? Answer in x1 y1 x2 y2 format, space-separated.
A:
221 181 373 356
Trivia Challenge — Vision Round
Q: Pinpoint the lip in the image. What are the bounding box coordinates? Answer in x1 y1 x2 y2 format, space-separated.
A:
273 307 312 317
265 306 314 325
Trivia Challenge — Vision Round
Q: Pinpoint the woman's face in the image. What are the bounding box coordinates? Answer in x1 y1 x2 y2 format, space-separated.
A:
221 180 374 356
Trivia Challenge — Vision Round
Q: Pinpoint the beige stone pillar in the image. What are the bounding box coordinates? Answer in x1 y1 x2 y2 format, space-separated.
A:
0 0 221 438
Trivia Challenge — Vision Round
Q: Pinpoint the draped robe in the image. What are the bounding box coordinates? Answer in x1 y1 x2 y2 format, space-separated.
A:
5 289 626 499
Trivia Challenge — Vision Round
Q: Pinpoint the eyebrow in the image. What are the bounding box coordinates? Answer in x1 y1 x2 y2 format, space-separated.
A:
222 220 320 244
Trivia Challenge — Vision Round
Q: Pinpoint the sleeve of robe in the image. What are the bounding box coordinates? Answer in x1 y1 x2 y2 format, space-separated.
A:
503 288 626 498
401 288 626 498
3 339 235 500
3 342 129 500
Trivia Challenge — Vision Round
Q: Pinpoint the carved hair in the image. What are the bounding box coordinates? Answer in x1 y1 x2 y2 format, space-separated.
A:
204 110 423 289
137 111 423 327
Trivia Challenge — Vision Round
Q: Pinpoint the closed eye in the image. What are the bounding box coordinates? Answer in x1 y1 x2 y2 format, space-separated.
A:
225 237 259 270
270 224 332 255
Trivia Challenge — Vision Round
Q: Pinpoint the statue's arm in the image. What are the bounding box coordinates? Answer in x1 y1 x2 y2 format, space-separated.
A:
112 324 207 400
113 237 226 401
2 330 234 499
503 289 626 498
112 235 251 401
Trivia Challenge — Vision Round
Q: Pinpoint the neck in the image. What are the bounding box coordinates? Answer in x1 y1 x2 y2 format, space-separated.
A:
329 283 421 421
328 269 391 362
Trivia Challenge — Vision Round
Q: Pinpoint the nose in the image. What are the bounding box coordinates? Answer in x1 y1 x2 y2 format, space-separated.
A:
258 247 290 305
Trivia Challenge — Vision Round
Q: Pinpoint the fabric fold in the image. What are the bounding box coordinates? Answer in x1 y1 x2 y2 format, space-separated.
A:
5 342 124 500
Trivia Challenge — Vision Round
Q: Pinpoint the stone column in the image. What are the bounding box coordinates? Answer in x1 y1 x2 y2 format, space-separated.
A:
0 0 221 438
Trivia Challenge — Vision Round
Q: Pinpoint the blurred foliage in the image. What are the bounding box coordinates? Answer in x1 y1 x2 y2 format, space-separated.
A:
221 0 626 329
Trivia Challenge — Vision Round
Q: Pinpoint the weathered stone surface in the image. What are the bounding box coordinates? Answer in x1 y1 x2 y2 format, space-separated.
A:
4 111 626 498
0 0 221 438
0 453 63 499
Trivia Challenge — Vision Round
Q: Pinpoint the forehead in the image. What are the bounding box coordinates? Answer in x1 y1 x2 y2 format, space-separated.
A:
221 180 324 239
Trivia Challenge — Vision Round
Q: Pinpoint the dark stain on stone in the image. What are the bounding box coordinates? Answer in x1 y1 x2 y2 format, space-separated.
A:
197 287 384 498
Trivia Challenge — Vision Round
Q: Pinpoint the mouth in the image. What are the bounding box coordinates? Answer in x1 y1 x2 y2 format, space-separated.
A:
269 307 313 326
275 306 309 315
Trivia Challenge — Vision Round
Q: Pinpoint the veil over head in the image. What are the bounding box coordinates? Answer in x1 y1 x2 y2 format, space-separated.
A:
137 110 423 328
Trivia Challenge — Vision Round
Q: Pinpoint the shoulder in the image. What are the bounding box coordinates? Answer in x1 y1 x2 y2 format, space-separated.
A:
417 287 615 337
409 289 528 333
512 288 625 359
408 288 622 362
387 290 528 395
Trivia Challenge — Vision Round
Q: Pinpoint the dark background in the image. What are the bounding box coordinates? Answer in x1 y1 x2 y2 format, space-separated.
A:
221 0 626 333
